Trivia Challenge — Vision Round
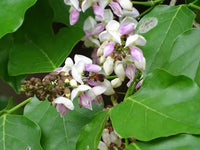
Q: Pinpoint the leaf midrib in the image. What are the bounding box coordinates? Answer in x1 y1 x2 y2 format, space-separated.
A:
149 6 182 72
127 97 200 129
26 35 57 69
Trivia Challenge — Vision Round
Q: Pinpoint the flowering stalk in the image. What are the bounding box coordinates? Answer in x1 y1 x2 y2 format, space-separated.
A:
124 71 142 99
132 0 164 6
0 98 31 116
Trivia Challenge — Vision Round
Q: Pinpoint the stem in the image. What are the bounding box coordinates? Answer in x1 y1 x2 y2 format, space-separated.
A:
6 98 32 114
188 3 200 10
124 71 142 99
136 6 154 19
125 138 129 147
106 75 117 80
132 0 164 6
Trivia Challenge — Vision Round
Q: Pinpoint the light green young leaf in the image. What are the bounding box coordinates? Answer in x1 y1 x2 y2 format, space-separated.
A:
111 69 200 141
125 134 200 150
0 114 42 150
0 0 37 38
7 0 84 76
136 5 195 75
24 97 103 150
163 28 200 86
76 111 109 150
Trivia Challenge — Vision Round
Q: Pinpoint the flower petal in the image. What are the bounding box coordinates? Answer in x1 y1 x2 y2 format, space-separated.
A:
93 4 104 20
114 61 125 81
103 42 115 57
71 85 91 100
109 1 122 17
81 0 93 12
83 16 97 31
119 23 134 35
74 54 92 65
69 8 80 25
92 23 105 35
56 104 68 117
85 64 101 72
117 0 132 10
111 78 122 88
53 97 74 110
125 34 146 47
79 93 92 110
99 31 112 42
103 57 114 75
102 79 115 95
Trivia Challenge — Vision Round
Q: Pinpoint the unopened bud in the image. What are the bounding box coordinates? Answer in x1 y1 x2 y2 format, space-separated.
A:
111 78 122 88
70 79 78 87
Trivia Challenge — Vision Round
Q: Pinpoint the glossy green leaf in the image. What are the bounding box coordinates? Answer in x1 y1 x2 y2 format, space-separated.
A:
125 134 200 150
0 35 25 92
8 0 84 76
163 28 200 86
136 5 195 75
76 111 109 150
110 69 200 141
0 0 37 38
0 114 42 150
24 97 103 150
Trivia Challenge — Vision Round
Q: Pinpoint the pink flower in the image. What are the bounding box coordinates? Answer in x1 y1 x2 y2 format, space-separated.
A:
130 46 146 70
125 64 136 87
93 4 104 20
69 8 80 25
103 42 115 57
119 23 134 35
109 1 122 17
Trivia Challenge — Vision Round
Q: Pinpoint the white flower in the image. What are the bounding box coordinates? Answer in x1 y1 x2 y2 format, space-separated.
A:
61 55 92 84
99 20 121 44
71 84 91 101
53 97 74 117
125 34 146 47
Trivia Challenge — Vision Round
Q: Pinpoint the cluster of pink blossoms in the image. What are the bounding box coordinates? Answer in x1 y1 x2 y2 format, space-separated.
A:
53 0 146 117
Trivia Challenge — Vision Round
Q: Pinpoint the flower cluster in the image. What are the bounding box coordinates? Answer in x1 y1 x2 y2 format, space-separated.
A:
21 55 115 117
21 0 147 117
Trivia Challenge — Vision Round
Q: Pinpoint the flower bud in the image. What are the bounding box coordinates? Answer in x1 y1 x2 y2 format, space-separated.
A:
119 23 134 35
109 1 122 17
69 8 80 25
103 57 114 75
111 78 122 88
70 79 78 87
93 4 104 20
117 0 133 10
130 46 146 71
103 42 115 57
114 61 125 81
97 41 108 57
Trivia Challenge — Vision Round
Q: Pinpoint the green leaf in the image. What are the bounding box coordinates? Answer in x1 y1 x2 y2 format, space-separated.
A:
24 97 103 150
125 134 200 150
110 69 200 141
136 5 195 75
0 114 42 150
0 35 25 92
0 0 37 38
7 0 84 76
163 28 200 86
76 111 109 150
